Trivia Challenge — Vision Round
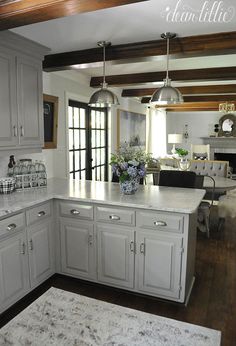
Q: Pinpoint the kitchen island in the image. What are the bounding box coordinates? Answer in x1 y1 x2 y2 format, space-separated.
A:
0 178 205 313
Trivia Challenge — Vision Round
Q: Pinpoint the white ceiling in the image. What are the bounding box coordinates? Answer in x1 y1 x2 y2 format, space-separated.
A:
10 0 236 87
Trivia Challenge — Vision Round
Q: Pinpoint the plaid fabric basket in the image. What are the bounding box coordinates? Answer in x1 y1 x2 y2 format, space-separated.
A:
0 177 16 194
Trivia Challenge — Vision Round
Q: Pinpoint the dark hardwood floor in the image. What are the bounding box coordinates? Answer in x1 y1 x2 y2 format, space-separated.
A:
0 207 235 345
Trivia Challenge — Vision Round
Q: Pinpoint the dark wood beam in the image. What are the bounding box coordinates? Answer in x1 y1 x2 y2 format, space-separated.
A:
122 85 236 97
91 67 236 87
0 0 148 30
141 95 236 104
43 31 236 71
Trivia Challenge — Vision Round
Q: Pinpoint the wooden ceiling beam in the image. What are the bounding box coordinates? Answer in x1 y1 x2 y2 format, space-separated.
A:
122 85 236 97
91 67 236 87
43 31 236 71
156 101 236 112
0 0 148 30
141 95 236 104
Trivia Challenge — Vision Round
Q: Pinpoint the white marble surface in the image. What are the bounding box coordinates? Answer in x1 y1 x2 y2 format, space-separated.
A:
0 178 205 218
0 287 221 346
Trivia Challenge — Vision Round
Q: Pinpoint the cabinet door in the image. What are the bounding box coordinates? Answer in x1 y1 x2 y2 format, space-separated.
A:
28 219 54 288
137 231 183 299
17 55 43 147
0 232 29 312
60 219 96 280
0 48 18 147
97 225 135 289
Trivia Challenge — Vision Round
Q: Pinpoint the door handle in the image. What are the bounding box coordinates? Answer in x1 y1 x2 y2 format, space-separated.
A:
13 125 18 137
38 211 46 217
20 125 24 137
20 242 26 255
130 241 135 253
109 215 120 221
88 235 93 246
29 239 33 251
70 209 80 215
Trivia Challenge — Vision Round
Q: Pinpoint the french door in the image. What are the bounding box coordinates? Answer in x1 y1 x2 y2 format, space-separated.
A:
68 100 108 181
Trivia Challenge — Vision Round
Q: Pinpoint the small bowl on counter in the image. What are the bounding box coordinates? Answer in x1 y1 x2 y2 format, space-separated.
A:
0 177 16 194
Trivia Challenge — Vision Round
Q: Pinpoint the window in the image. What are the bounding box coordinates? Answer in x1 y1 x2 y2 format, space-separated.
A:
68 100 108 181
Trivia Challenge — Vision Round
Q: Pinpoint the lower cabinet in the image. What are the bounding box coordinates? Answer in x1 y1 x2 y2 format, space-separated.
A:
136 231 183 300
97 225 135 289
60 218 96 280
28 219 54 288
0 231 30 312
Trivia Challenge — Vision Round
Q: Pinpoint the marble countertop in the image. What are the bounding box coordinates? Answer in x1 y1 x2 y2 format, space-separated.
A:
0 178 205 218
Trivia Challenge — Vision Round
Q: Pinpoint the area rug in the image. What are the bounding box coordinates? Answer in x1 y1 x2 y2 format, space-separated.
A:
0 287 221 346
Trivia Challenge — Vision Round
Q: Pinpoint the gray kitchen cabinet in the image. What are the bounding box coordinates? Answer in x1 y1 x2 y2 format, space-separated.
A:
136 230 183 300
60 218 96 281
0 214 30 313
26 202 55 288
97 225 135 289
0 31 48 152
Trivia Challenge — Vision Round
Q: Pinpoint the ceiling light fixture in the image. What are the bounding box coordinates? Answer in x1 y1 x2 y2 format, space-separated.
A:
88 41 119 108
150 33 183 105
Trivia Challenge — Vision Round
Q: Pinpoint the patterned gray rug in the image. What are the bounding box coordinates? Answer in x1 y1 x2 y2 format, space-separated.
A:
0 287 221 346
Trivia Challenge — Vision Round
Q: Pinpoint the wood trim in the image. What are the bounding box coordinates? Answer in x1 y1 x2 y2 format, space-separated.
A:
0 0 147 30
122 85 236 97
43 31 236 71
153 101 236 112
90 67 236 87
43 94 58 149
142 95 236 104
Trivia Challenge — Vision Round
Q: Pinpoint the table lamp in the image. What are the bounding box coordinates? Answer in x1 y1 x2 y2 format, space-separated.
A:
168 133 183 154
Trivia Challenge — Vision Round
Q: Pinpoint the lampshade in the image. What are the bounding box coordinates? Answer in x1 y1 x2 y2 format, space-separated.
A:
150 33 183 106
168 133 183 144
88 85 119 108
151 79 184 105
88 41 119 108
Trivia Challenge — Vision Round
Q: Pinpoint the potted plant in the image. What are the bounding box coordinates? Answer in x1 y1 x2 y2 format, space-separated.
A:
110 146 151 194
175 148 190 171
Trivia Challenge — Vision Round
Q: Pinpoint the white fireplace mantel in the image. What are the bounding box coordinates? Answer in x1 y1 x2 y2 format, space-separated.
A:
201 137 236 158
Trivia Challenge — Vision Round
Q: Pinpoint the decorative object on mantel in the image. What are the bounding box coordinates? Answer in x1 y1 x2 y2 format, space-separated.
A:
110 146 150 194
219 102 235 113
0 287 221 346
88 41 119 108
218 113 236 137
214 123 219 137
150 33 183 105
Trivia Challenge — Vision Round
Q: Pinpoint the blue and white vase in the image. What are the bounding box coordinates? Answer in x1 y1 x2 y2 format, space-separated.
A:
120 177 140 195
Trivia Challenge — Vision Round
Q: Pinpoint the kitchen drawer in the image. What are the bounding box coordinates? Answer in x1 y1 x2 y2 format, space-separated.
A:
59 202 93 220
26 202 51 226
136 211 184 233
96 206 135 226
0 213 25 238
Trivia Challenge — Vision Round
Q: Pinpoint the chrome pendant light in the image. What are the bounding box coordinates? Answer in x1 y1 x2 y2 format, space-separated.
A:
88 41 119 108
150 33 183 105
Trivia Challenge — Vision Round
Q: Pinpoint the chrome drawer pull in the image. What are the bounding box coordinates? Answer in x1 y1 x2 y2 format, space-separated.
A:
70 209 80 215
140 243 145 254
13 125 18 137
38 211 46 217
29 239 33 251
7 223 17 231
109 215 120 221
154 221 167 227
20 125 24 137
130 241 135 253
88 235 93 246
20 242 26 255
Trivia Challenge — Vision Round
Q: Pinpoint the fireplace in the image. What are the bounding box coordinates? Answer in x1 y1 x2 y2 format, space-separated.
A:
214 153 236 174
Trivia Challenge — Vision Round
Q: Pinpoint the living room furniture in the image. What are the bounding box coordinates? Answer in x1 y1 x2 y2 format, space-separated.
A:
190 144 210 160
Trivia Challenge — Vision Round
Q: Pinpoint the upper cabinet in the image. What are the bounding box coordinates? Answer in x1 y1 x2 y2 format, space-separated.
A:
0 31 49 153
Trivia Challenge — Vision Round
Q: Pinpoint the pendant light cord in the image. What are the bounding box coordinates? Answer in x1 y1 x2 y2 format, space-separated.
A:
166 36 169 81
103 44 106 86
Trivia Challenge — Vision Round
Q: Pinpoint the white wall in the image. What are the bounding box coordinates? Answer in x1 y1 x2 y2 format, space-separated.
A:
166 111 222 154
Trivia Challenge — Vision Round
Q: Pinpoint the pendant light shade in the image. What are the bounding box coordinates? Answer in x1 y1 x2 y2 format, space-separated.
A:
150 33 183 105
89 41 119 108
